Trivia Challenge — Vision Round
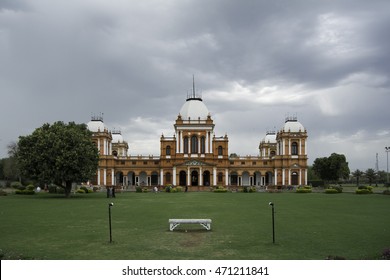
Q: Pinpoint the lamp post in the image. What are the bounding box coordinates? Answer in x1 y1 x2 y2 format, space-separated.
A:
269 202 275 244
386 147 390 184
108 202 114 243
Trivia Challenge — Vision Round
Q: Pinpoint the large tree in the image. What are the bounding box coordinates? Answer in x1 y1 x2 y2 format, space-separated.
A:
16 121 99 197
312 153 350 183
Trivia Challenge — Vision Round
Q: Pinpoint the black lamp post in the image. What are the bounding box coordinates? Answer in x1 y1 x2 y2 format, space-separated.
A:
269 202 275 244
108 202 114 243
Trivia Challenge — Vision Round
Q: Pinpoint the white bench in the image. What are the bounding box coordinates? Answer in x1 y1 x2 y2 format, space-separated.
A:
169 219 212 231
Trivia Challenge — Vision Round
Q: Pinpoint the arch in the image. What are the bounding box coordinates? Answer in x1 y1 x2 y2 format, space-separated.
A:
242 171 250 186
191 170 199 186
139 171 147 186
265 171 273 185
127 171 135 186
183 137 189 154
191 135 198 153
291 171 299 185
179 171 186 186
165 172 172 184
217 172 223 184
291 142 298 155
230 172 238 186
200 136 206 154
116 171 123 186
166 145 171 156
218 145 223 156
151 171 159 186
254 171 262 186
203 170 210 186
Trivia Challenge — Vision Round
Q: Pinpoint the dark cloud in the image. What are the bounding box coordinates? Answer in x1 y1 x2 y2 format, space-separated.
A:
1 0 389 171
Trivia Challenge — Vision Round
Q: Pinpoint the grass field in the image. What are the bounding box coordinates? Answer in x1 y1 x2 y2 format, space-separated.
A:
0 191 389 260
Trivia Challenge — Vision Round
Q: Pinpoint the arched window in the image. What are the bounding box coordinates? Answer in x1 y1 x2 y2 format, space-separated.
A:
183 137 189 154
291 142 298 155
218 146 223 156
166 145 171 155
165 172 171 184
200 136 206 154
218 172 223 183
191 135 198 154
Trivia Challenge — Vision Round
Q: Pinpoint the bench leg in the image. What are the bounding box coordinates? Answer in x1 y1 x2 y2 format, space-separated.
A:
200 223 211 230
170 222 180 231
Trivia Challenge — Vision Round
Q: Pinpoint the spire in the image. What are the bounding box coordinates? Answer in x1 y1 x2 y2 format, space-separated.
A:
186 75 202 101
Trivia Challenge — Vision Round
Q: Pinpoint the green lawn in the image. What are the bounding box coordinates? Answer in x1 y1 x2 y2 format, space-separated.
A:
0 191 389 260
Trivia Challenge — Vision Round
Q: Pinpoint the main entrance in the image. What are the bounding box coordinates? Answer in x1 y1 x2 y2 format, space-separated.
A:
191 170 199 186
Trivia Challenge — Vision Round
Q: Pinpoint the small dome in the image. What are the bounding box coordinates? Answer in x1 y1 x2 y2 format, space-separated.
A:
263 132 277 143
112 131 124 143
179 98 210 120
87 119 106 132
283 119 305 132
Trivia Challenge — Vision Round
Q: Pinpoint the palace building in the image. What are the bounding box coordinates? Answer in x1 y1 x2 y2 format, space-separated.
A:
87 88 308 191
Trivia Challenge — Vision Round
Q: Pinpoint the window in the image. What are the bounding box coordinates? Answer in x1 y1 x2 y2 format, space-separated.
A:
166 145 171 155
200 136 206 154
165 172 171 184
218 146 223 156
218 172 223 183
291 142 298 155
191 135 198 153
184 137 189 154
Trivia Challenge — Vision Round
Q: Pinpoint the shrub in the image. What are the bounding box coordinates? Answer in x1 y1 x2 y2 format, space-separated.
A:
214 188 228 192
93 186 99 192
243 186 257 193
26 184 35 191
0 190 7 196
296 186 312 193
325 188 339 194
76 189 85 193
142 187 149 193
356 186 373 194
135 186 143 193
15 189 35 195
11 181 23 189
383 190 390 195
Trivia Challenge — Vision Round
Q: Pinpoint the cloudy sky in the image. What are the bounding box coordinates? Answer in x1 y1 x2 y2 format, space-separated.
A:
1 0 389 171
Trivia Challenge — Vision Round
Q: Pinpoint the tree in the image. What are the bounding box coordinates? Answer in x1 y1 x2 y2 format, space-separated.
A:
16 121 99 197
364 168 376 186
352 169 364 186
312 153 350 183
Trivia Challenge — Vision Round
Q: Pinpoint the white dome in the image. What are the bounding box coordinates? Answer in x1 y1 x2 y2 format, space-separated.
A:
263 133 277 143
87 120 106 132
283 120 305 132
179 98 210 120
112 132 124 143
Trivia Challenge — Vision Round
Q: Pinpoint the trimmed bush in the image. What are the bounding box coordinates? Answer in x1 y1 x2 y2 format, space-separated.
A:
135 186 143 193
214 188 228 193
15 190 35 195
76 189 86 194
11 181 23 189
356 186 373 194
296 186 312 193
325 188 339 194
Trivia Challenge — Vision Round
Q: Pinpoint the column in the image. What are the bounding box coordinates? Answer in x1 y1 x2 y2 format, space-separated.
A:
187 166 191 186
160 169 164 186
305 169 308 185
213 167 217 186
111 169 114 185
103 168 107 185
97 169 101 185
199 167 203 186
173 167 177 185
288 139 291 155
274 169 278 185
299 139 302 155
225 169 229 187
206 132 209 153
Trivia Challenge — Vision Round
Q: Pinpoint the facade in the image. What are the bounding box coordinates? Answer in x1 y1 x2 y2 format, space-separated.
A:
87 92 308 191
